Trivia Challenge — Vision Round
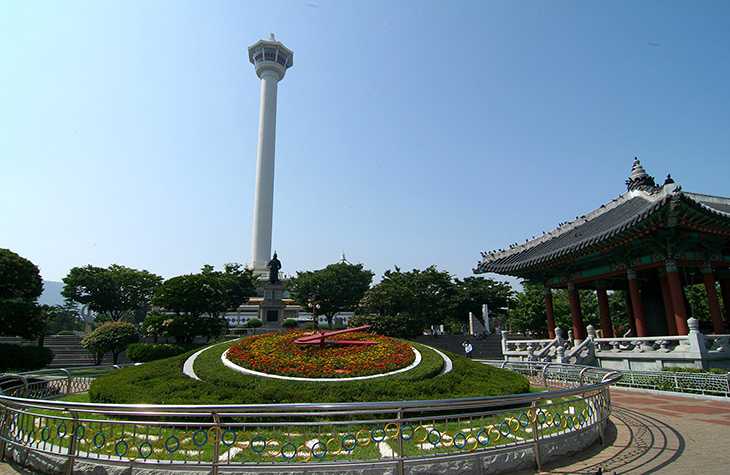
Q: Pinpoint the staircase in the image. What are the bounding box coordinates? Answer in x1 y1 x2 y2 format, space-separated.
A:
0 335 115 368
414 334 503 359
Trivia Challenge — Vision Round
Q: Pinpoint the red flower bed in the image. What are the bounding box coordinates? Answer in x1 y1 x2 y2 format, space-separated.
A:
226 331 415 378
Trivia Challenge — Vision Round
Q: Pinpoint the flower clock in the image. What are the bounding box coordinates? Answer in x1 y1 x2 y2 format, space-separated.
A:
226 329 415 378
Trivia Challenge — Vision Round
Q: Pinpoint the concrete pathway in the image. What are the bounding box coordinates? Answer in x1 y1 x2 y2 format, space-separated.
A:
531 388 730 474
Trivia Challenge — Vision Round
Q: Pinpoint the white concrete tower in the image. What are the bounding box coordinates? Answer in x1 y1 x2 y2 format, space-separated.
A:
247 35 293 273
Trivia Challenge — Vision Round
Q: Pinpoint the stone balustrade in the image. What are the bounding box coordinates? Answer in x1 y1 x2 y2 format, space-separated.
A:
502 318 730 371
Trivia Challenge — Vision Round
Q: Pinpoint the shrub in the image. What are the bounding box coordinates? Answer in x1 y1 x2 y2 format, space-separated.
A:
141 313 167 343
662 367 727 375
281 318 298 329
81 321 139 364
244 318 262 328
127 343 191 362
0 344 54 371
349 313 424 338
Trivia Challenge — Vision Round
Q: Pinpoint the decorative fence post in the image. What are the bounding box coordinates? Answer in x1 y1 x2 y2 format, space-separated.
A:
212 413 221 475
501 331 508 360
530 400 542 471
397 408 405 475
687 317 708 368
65 410 79 475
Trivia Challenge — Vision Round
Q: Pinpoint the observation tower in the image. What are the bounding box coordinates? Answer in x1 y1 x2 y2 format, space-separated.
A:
247 34 293 274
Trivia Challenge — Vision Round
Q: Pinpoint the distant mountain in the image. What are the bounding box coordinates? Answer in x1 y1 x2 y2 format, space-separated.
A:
40 281 65 306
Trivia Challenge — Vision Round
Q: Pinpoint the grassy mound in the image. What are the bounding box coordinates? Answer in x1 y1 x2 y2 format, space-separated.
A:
89 340 529 405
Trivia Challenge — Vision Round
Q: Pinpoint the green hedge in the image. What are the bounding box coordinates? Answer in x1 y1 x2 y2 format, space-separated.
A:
0 344 54 371
662 367 728 375
126 343 193 362
89 341 529 404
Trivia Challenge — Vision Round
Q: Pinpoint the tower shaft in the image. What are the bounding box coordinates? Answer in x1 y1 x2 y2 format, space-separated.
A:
251 70 279 272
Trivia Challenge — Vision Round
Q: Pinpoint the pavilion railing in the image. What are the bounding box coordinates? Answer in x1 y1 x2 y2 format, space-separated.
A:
0 362 620 475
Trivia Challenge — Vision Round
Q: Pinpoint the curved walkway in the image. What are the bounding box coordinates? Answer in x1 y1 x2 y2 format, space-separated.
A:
524 388 730 474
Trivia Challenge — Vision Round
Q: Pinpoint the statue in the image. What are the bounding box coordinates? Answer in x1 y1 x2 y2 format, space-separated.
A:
267 252 281 284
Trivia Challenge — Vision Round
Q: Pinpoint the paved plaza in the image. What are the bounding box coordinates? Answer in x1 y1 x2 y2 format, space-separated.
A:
531 388 730 474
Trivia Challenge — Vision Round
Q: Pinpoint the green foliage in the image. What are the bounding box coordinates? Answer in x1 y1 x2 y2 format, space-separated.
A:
141 312 167 343
349 313 424 338
451 277 514 326
686 283 711 323
62 264 162 322
282 318 298 329
0 344 54 371
0 248 44 340
89 342 530 404
360 266 456 334
81 321 139 364
42 302 84 335
153 264 255 318
244 318 263 328
288 262 374 328
661 366 727 374
127 343 192 362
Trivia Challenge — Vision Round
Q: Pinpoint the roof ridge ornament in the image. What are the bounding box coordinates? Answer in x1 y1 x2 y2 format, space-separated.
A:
625 157 659 192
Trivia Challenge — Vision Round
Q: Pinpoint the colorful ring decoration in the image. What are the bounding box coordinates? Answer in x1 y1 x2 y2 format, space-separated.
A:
536 409 547 425
427 429 441 446
221 429 237 447
476 428 490 447
164 435 179 454
371 428 386 443
250 435 267 454
74 425 85 440
384 422 400 439
518 412 530 428
466 435 479 451
565 415 574 429
56 422 67 439
280 442 297 460
325 437 340 454
341 433 357 452
553 413 562 428
311 441 327 459
453 432 468 450
138 441 153 459
356 429 371 447
508 418 520 433
296 444 311 463
400 423 414 441
114 440 128 457
93 432 106 450
192 429 208 448
40 426 51 442
413 425 429 444
498 421 511 437
488 425 501 443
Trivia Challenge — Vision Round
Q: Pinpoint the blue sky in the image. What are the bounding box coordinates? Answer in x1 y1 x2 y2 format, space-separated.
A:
2 1 730 284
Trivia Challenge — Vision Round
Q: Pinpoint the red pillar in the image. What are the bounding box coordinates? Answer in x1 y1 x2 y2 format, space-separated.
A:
659 272 678 335
666 260 689 335
702 266 725 334
627 270 648 337
624 291 636 336
596 286 614 337
720 278 730 326
544 287 556 339
567 283 586 341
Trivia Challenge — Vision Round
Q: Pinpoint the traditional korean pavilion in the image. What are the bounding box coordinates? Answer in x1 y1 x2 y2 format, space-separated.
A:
475 159 730 340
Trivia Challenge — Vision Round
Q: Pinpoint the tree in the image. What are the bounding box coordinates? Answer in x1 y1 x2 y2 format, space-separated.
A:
505 282 548 335
62 264 162 322
81 321 139 364
152 264 257 343
451 277 514 328
359 266 456 332
0 248 45 340
288 262 374 328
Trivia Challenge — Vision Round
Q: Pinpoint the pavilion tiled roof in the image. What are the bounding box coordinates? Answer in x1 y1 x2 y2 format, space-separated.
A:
475 160 730 275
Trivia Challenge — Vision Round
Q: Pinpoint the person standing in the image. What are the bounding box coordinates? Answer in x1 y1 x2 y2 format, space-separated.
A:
463 340 474 358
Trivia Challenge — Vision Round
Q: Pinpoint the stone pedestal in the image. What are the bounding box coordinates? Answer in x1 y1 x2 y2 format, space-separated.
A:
259 282 285 324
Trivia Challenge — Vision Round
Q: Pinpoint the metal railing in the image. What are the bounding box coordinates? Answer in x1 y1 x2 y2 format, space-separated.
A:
614 369 730 397
0 363 621 474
